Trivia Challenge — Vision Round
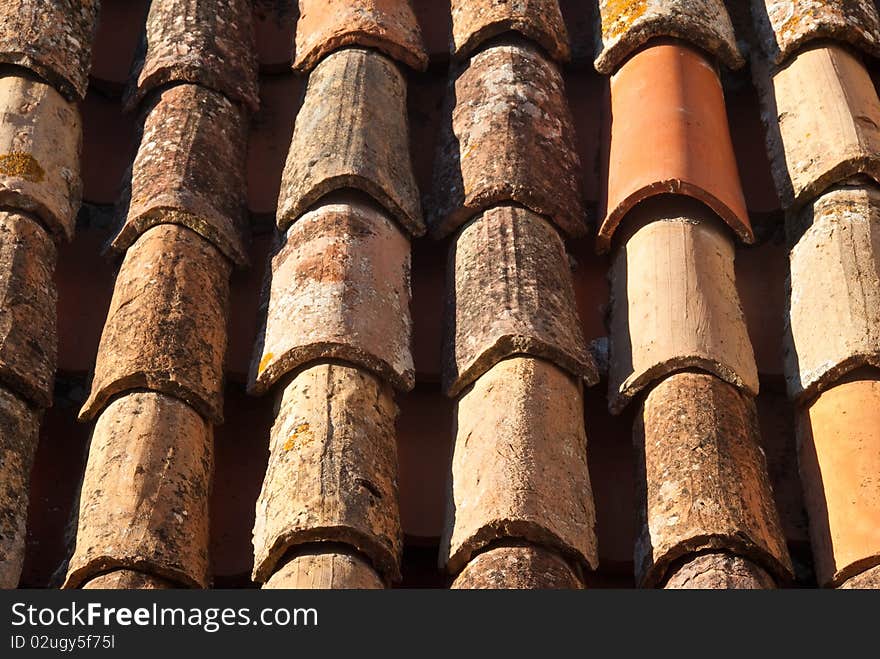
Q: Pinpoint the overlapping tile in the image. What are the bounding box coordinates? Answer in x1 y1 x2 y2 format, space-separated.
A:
0 212 57 409
441 357 598 576
82 571 175 590
443 205 596 398
113 84 249 267
295 0 428 73
64 392 213 589
252 364 402 585
250 200 413 395
594 0 743 74
663 552 777 589
449 0 571 63
79 225 230 425
840 565 880 589
277 47 423 237
450 544 584 589
263 548 384 590
0 0 100 100
127 0 259 112
430 42 585 239
608 201 758 414
0 73 82 242
599 43 751 252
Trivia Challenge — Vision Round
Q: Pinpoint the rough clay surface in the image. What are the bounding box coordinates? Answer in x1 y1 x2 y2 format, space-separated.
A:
251 200 413 395
663 552 777 589
756 45 880 214
450 0 571 63
751 0 880 65
444 205 596 398
127 0 259 112
452 544 584 589
839 564 880 589
252 364 403 584
0 0 100 100
65 392 213 589
609 206 758 415
441 357 598 576
430 42 585 239
264 547 384 589
0 386 40 589
114 84 249 267
277 47 423 237
295 0 428 72
80 225 231 425
595 0 743 74
634 372 793 588
0 73 82 242
82 570 177 590
785 186 880 402
0 212 57 408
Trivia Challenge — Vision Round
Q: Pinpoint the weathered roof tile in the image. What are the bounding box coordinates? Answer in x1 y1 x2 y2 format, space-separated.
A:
263 548 384 589
113 84 250 267
82 570 176 590
277 47 424 237
663 552 777 589
451 544 584 589
443 205 596 398
431 42 586 239
295 0 428 73
594 0 743 74
251 200 413 395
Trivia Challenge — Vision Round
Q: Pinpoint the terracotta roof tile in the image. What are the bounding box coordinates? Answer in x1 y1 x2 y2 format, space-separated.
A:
440 357 598 576
126 0 259 112
608 200 758 415
755 44 880 215
252 364 402 585
450 544 584 589
599 43 751 253
79 224 231 425
751 0 880 66
277 47 424 237
784 185 880 403
443 205 597 398
0 212 56 409
0 385 39 589
81 570 175 590
263 547 384 589
839 564 880 589
0 73 82 243
594 0 743 74
64 391 213 589
294 0 428 73
797 378 880 587
634 372 793 588
663 552 777 589
0 0 99 101
430 41 586 239
449 0 571 63
250 199 414 395
113 84 250 267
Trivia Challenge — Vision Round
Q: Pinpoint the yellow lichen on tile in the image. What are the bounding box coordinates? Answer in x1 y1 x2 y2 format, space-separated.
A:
283 423 313 451
0 153 45 182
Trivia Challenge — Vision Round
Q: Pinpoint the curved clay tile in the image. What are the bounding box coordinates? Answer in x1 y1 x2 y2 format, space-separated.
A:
752 0 880 66
663 552 777 589
250 200 414 396
440 357 599 577
277 48 424 237
784 185 880 403
82 571 176 590
113 84 250 267
756 45 880 214
608 200 758 415
0 212 56 409
797 378 880 587
252 364 402 585
430 42 586 239
264 549 384 589
442 205 597 398
64 392 213 590
0 73 82 243
634 372 793 588
599 43 751 253
449 0 571 63
126 0 259 113
594 0 743 75
79 225 231 425
0 385 40 589
451 544 585 589
295 0 428 73
840 565 880 589
0 0 100 101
